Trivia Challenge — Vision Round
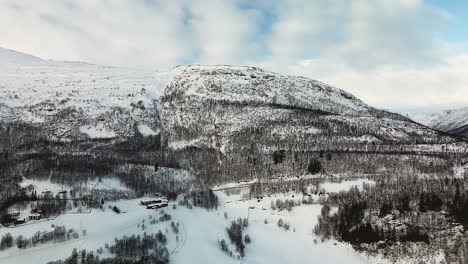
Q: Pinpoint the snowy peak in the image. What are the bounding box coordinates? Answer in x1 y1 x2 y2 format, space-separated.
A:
407 107 468 136
0 54 165 140
0 47 43 65
429 107 468 131
161 65 453 157
163 65 378 117
0 55 441 143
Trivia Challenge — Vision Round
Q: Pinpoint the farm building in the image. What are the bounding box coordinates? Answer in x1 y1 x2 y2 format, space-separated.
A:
29 213 42 220
140 200 162 206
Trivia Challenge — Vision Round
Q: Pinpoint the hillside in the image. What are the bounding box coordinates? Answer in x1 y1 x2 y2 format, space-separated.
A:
1 49 468 264
160 65 462 183
0 50 164 140
0 50 465 185
407 107 468 137
449 124 468 137
430 107 468 136
0 47 43 65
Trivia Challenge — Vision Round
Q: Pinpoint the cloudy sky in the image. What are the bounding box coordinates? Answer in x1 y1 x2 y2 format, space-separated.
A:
0 0 467 112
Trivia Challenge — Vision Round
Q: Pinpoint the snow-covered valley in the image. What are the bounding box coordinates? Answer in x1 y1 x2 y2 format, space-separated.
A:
0 177 377 264
1 47 468 264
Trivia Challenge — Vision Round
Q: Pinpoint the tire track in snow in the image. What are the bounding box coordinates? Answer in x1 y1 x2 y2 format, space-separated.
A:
170 216 186 256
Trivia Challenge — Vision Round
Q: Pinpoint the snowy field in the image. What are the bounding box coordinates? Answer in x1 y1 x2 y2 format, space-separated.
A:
0 181 374 264
19 178 65 193
19 176 129 192
319 179 375 193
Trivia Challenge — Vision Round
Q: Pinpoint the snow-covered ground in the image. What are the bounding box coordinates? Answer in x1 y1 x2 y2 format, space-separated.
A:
19 176 129 194
454 165 468 178
19 178 67 193
79 124 116 139
138 124 160 136
172 198 370 264
88 177 130 192
0 52 167 139
0 189 372 264
319 179 376 193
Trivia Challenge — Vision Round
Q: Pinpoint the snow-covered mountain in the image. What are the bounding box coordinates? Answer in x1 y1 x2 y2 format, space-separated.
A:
429 107 468 135
0 47 43 65
158 65 466 182
404 111 444 126
0 48 166 140
407 107 468 136
1 48 463 178
0 48 456 145
2 48 468 264
449 124 468 137
161 65 448 151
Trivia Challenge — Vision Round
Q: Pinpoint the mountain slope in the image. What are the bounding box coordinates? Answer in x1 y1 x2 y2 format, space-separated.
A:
0 49 165 140
161 65 446 149
429 107 468 134
408 107 468 137
449 124 468 137
160 65 461 182
0 47 43 65
0 49 465 183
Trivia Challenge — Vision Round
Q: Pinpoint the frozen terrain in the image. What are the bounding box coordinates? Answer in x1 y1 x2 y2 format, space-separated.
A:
406 107 468 135
0 48 166 139
0 189 372 264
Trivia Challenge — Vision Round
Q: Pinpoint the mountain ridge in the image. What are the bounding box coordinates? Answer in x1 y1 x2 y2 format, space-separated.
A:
407 107 468 137
0 47 43 65
0 49 419 142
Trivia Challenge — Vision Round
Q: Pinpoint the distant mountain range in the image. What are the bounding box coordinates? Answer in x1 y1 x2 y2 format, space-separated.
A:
406 107 468 137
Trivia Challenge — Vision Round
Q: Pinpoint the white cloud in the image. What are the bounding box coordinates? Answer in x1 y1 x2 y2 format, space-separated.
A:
0 0 192 68
302 54 468 111
0 0 262 68
261 0 450 71
258 0 466 111
0 0 465 111
185 0 262 64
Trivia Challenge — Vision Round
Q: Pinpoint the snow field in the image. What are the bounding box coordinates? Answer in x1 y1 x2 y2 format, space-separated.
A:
319 179 376 193
0 187 373 264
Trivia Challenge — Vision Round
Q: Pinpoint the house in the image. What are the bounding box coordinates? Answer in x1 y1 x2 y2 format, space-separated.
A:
140 200 162 206
29 214 42 220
